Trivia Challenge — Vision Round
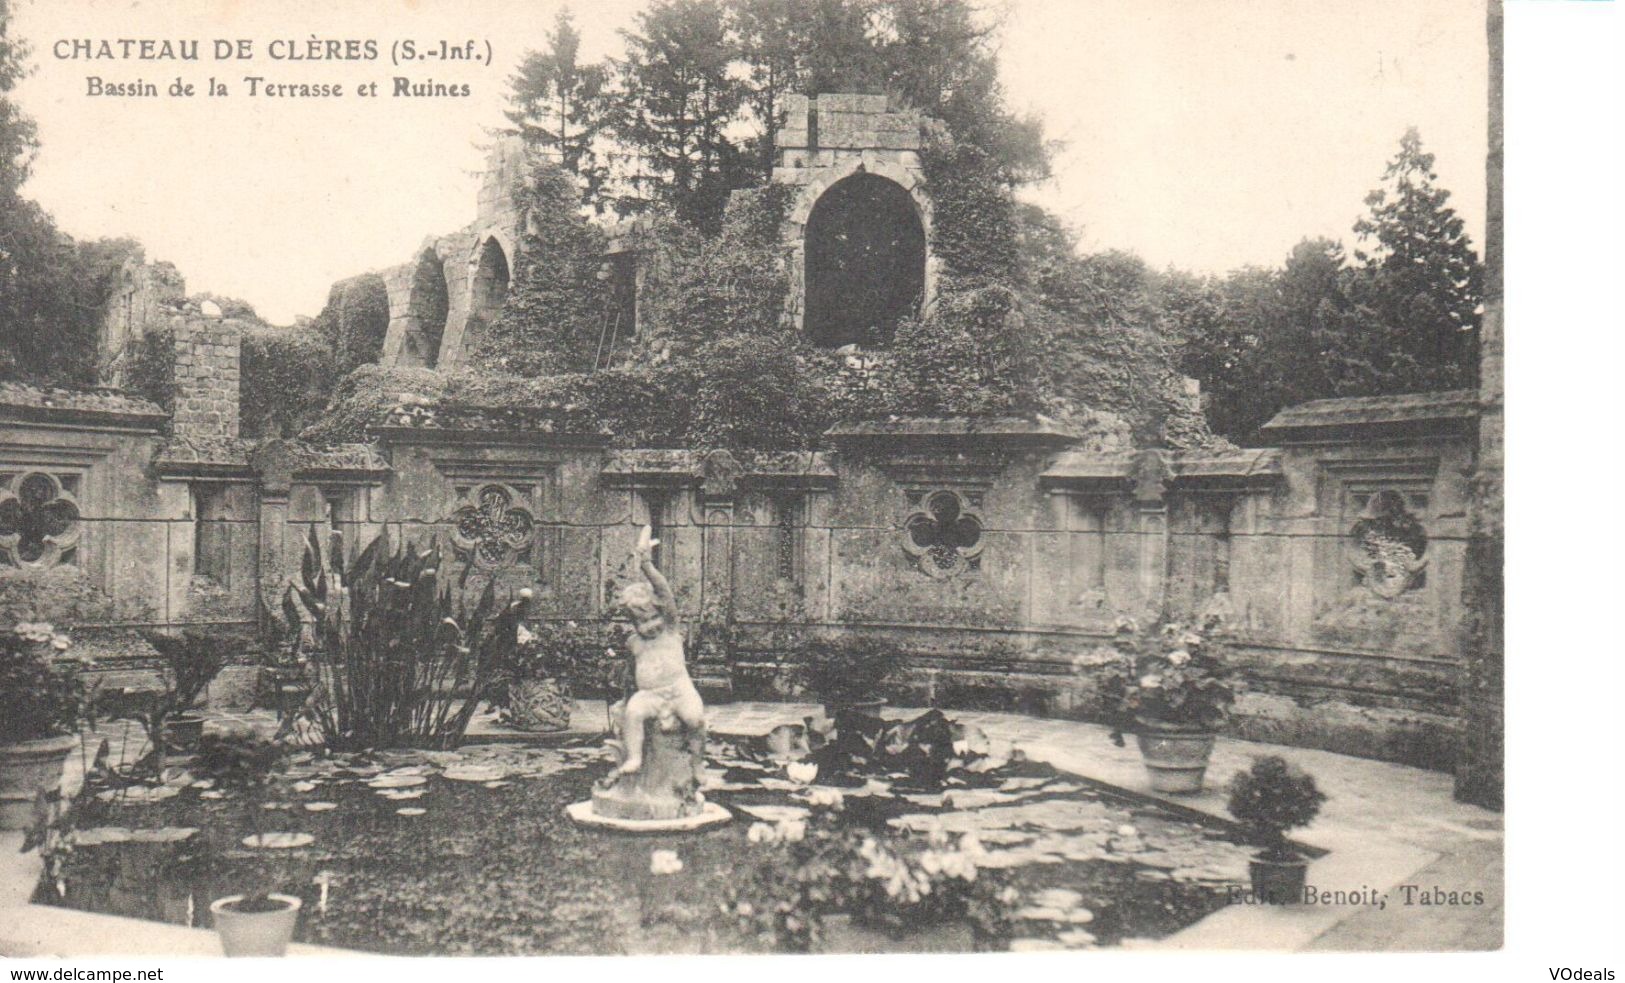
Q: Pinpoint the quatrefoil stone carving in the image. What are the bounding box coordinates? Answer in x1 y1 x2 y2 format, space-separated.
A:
0 472 82 570
449 484 536 568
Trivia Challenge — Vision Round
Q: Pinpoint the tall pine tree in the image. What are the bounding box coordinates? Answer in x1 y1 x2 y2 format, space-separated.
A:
1350 127 1483 392
613 0 750 233
504 9 612 210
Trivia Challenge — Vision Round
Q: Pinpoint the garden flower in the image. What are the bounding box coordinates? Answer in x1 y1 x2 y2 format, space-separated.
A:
747 822 778 844
649 849 683 875
785 762 817 784
1116 824 1139 838
519 588 534 601
516 624 536 645
776 819 806 843
1167 650 1191 666
1139 674 1162 689
959 833 986 857
807 787 845 811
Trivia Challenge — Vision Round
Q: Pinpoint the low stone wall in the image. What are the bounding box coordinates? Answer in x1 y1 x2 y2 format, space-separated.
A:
2 386 1478 770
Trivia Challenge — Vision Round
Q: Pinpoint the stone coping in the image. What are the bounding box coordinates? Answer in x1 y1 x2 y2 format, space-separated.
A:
1259 389 1478 443
826 416 1081 450
0 382 166 431
1040 448 1284 493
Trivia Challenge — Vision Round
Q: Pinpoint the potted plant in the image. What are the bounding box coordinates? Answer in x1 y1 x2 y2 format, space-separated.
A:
1092 614 1238 794
193 732 301 956
1227 755 1326 905
138 629 228 753
490 615 603 733
0 622 91 830
793 637 896 717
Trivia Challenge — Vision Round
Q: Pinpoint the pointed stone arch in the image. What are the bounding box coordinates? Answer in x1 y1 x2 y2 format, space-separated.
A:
782 156 936 343
383 247 451 368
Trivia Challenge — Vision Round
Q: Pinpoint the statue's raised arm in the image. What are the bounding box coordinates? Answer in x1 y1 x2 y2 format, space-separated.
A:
635 525 679 624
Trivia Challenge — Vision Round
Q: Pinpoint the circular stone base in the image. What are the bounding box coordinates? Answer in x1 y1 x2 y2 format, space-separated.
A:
565 799 732 833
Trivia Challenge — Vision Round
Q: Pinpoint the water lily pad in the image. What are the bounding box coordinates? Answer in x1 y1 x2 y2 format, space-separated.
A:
396 807 427 817
199 790 225 800
304 802 338 812
367 774 427 789
442 765 508 782
379 789 425 800
291 781 318 793
482 781 512 789
737 804 810 823
242 832 314 849
127 827 199 843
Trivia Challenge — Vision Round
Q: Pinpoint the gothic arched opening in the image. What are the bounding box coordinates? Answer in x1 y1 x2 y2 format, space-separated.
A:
804 173 925 348
469 238 511 326
406 249 449 367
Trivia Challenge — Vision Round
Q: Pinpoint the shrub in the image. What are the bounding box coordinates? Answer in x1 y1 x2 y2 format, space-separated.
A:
789 636 899 707
1226 756 1326 860
0 623 90 743
273 527 525 751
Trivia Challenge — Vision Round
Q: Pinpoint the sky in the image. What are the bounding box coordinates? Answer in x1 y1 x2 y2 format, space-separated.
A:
10 0 1489 325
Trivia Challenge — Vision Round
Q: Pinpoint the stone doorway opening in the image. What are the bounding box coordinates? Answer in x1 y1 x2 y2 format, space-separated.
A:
804 172 925 348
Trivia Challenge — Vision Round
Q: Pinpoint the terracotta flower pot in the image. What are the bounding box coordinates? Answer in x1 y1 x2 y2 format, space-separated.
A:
210 893 302 956
162 713 205 753
1133 722 1216 794
1249 854 1309 905
0 733 77 831
508 677 573 732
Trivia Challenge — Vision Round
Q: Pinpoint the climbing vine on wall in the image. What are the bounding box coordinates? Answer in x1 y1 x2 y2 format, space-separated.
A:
241 326 337 440
468 161 611 377
124 327 176 417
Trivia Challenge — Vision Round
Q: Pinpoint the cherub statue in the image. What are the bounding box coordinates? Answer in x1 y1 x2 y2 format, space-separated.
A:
599 525 706 788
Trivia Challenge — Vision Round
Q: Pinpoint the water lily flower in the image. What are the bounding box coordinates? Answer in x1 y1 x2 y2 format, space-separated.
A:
1167 650 1191 666
785 762 817 784
649 849 683 875
747 822 778 844
807 787 845 811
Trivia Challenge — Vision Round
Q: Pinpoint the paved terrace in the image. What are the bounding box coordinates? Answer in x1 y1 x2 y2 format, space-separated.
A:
1 701 1501 956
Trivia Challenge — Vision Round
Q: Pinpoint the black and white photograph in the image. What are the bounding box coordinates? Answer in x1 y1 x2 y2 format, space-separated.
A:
0 0 1611 972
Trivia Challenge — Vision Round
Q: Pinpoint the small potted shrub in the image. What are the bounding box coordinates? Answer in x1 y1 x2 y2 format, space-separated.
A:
1226 755 1327 904
794 638 896 716
193 732 301 956
1091 614 1237 793
139 629 228 753
0 623 90 830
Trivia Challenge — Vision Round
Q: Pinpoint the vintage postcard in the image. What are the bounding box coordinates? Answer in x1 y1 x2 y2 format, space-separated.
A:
0 0 1528 969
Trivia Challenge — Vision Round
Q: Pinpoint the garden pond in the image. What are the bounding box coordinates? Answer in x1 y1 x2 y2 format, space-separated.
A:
35 724 1265 954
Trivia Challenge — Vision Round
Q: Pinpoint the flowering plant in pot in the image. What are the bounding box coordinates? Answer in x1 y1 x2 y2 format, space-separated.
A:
192 732 301 956
0 622 92 830
1226 756 1326 904
1087 613 1238 793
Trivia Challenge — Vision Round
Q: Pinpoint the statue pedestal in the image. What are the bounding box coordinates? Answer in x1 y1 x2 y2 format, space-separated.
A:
566 717 731 832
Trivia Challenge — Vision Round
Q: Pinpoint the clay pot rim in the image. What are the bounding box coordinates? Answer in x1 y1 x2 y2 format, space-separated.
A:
210 893 303 916
1133 717 1216 737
